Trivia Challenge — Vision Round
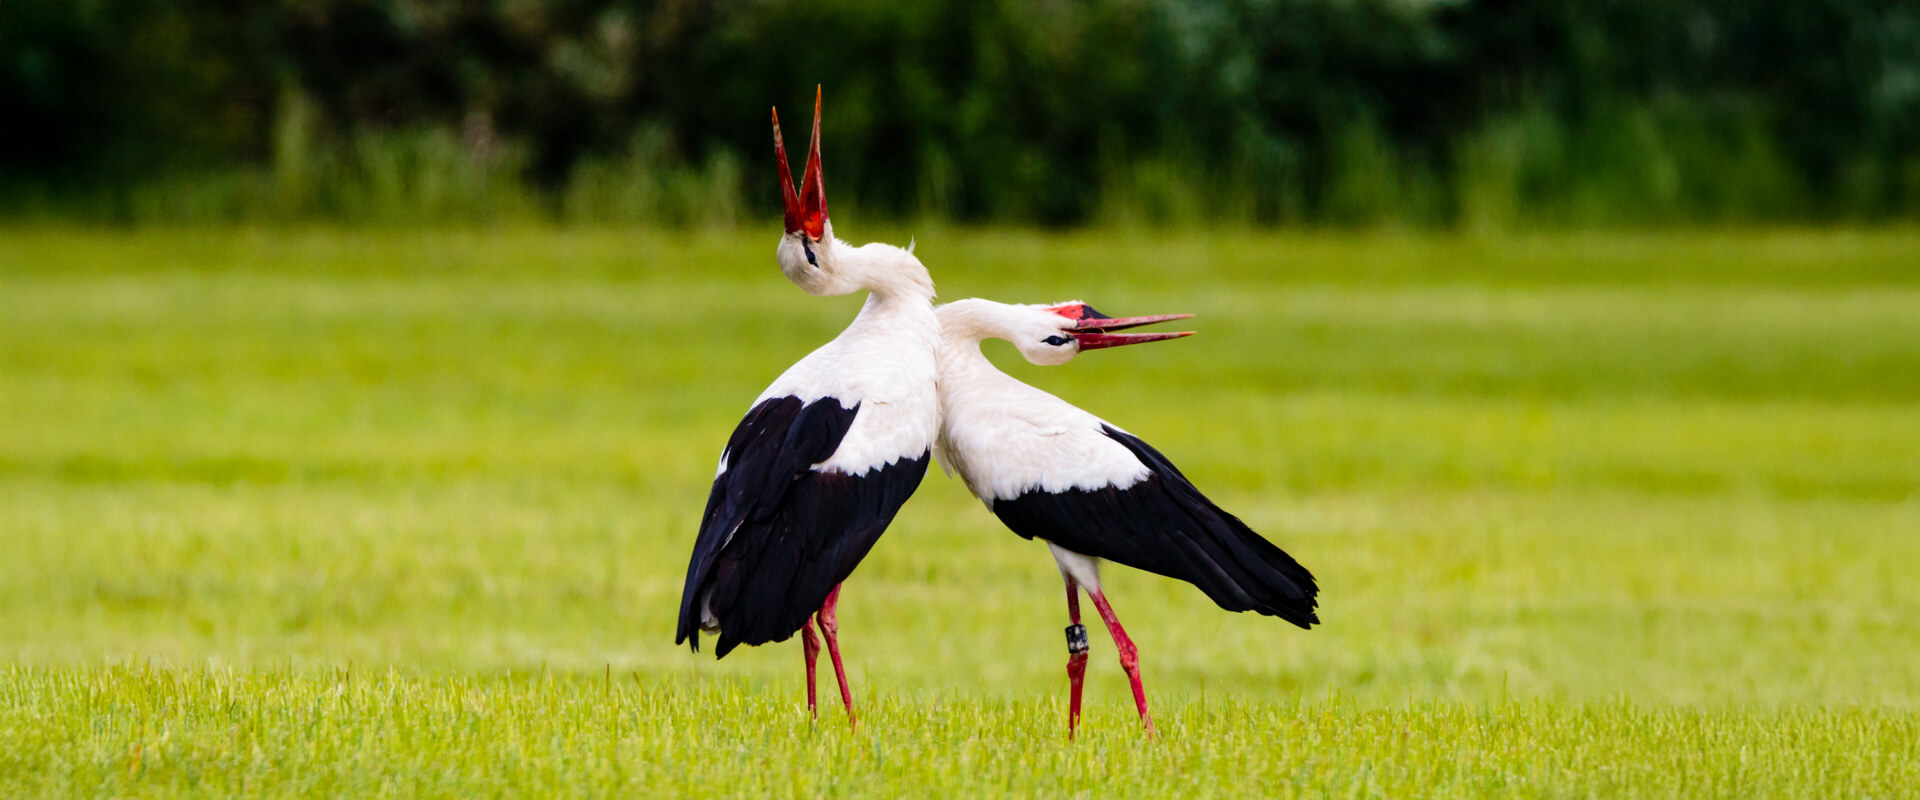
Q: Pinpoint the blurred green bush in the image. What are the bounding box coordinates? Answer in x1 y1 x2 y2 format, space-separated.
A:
3 0 1916 227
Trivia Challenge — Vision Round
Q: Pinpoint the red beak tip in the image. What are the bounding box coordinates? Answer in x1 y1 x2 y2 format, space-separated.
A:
1070 330 1194 350
799 89 827 235
1072 313 1197 331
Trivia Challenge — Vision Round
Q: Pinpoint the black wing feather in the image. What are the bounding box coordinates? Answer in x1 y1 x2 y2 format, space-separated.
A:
990 425 1319 629
676 396 929 656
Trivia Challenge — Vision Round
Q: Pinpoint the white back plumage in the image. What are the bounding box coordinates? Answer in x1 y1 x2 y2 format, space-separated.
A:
746 232 943 476
758 289 941 474
934 301 1149 503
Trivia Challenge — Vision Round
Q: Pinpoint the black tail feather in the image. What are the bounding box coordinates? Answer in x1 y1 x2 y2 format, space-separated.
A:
990 426 1319 629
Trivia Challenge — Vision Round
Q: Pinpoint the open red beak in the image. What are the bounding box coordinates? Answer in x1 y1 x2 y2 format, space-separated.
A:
772 86 828 240
1047 302 1195 350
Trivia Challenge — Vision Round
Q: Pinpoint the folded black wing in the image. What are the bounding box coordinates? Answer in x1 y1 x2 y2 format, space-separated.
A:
676 396 930 656
990 426 1318 629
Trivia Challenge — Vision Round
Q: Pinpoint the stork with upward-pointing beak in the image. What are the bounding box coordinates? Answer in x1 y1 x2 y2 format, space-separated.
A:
934 299 1319 738
676 89 941 726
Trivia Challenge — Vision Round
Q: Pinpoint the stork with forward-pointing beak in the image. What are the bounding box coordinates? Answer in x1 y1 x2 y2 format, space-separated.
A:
934 299 1319 738
676 89 941 727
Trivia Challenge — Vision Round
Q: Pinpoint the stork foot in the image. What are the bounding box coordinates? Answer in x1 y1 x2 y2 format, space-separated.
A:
1066 632 1089 739
1089 590 1154 737
1064 582 1089 739
801 619 821 719
818 584 858 728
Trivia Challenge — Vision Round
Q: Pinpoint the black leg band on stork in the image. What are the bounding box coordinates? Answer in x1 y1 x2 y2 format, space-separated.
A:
1065 623 1090 656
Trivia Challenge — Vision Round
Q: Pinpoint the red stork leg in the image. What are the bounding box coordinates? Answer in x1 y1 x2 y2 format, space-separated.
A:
801 618 821 719
1088 589 1155 737
1064 580 1090 739
816 583 858 727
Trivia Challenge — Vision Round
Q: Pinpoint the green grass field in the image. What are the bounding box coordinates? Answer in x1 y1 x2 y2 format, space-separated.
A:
3 227 1918 796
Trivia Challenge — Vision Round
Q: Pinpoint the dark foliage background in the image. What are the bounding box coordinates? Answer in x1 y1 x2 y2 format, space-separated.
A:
4 0 1917 226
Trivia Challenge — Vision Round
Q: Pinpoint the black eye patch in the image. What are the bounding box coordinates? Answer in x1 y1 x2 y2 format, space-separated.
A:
1043 335 1072 346
802 239 818 267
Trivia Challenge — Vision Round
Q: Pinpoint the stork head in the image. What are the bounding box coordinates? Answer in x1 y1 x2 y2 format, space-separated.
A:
771 87 933 298
938 299 1193 365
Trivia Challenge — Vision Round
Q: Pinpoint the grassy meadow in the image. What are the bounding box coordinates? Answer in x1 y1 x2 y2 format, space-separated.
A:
2 227 1918 796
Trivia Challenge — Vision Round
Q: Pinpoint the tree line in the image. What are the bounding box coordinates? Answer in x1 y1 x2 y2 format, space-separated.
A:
3 0 1916 226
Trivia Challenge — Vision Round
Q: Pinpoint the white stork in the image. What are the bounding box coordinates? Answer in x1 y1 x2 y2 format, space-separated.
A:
934 299 1318 737
676 89 941 726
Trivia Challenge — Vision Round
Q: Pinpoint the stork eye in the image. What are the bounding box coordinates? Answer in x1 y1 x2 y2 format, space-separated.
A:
802 239 818 267
1042 335 1072 347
